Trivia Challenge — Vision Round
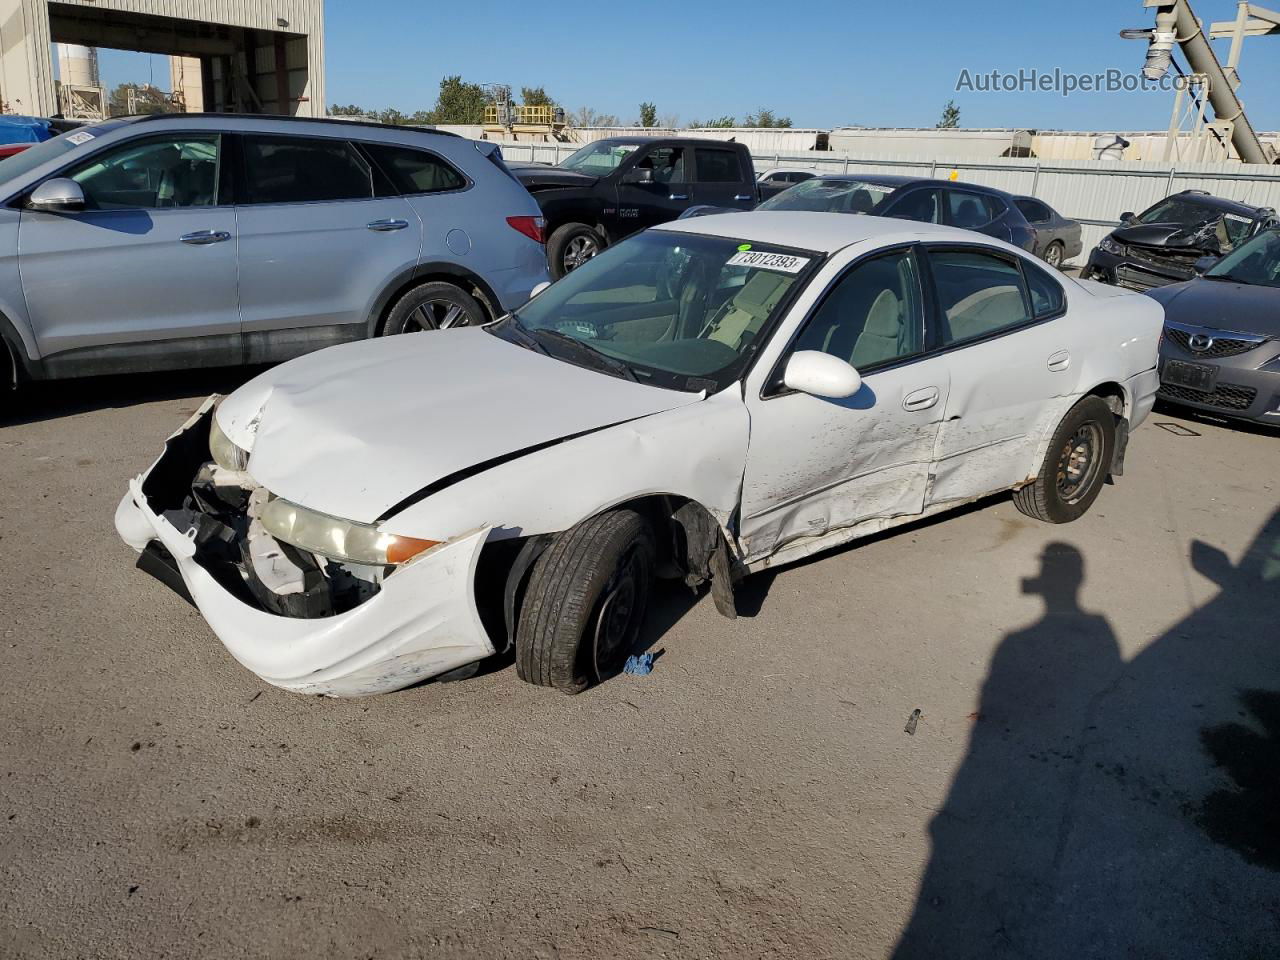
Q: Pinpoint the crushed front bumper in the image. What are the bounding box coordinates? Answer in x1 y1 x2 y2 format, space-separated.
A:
115 401 495 697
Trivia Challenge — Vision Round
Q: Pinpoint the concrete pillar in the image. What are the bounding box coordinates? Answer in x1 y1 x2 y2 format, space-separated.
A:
0 0 58 116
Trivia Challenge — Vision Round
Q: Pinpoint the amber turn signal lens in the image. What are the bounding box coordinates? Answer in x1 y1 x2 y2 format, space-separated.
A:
386 536 441 565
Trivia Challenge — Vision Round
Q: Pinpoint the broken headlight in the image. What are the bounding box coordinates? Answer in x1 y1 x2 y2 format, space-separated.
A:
209 413 250 472
1099 237 1125 256
259 497 439 566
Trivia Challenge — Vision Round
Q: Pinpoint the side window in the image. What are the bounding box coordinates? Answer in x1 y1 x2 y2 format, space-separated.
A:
695 149 742 183
1024 259 1066 317
635 146 686 184
66 135 221 210
242 135 374 204
790 249 925 372
947 191 998 228
885 188 942 224
362 142 466 195
929 249 1032 346
1015 198 1051 224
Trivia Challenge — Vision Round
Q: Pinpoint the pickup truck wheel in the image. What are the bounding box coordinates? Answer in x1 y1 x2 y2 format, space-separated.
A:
515 509 653 693
1013 396 1115 524
548 223 603 279
382 282 486 335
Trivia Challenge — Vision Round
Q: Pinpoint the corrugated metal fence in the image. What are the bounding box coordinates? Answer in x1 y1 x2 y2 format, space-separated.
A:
494 141 1280 264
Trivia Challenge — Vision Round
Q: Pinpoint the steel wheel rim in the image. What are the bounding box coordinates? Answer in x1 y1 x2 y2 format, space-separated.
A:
563 234 599 273
405 298 469 333
590 545 645 679
1056 421 1104 502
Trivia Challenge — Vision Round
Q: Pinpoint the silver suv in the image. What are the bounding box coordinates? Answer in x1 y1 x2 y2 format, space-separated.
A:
0 114 549 393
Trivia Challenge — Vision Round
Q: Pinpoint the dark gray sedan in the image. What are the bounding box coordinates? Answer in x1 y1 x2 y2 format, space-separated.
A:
1013 196 1083 269
1145 227 1280 426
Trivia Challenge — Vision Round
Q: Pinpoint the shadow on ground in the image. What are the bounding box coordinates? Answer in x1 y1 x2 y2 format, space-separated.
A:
2 366 265 427
892 508 1280 959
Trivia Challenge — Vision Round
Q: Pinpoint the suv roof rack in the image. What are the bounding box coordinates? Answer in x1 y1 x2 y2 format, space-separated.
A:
127 112 460 138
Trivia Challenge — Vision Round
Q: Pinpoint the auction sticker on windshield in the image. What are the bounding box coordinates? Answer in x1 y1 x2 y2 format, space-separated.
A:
726 250 810 274
65 131 95 146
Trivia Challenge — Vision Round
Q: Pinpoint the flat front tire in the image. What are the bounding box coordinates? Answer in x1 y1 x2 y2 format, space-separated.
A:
516 510 653 693
1013 396 1116 524
381 282 486 336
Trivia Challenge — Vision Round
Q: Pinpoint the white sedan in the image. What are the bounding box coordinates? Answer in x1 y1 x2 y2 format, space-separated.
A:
116 213 1163 697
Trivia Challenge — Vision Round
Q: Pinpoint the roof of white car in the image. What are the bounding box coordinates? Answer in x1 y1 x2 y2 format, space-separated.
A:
659 211 1003 255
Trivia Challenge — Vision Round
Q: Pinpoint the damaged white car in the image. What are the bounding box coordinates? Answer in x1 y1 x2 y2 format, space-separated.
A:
116 213 1163 697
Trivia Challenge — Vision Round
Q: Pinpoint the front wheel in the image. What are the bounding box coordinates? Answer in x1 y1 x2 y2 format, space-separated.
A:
1013 396 1116 524
547 223 604 280
515 510 653 693
381 281 486 336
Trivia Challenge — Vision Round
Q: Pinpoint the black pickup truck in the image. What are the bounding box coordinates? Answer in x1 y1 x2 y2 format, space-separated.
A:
508 137 757 278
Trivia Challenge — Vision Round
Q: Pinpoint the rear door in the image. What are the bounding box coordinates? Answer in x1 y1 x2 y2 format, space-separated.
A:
234 132 421 358
17 130 240 370
923 245 1077 507
693 146 754 210
943 188 1010 243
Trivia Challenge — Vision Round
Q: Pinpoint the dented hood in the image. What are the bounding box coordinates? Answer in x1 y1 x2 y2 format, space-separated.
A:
218 329 702 524
1112 220 1220 251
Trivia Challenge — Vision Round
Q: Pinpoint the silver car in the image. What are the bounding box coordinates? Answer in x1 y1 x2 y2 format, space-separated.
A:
0 114 549 396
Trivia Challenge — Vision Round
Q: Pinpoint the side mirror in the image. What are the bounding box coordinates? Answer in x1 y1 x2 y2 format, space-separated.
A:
1193 255 1219 275
622 167 654 185
1119 211 1135 223
530 280 552 298
28 178 85 212
783 350 862 399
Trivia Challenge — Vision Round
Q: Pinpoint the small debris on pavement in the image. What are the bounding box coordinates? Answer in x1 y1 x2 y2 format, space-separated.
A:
623 653 655 676
904 708 922 736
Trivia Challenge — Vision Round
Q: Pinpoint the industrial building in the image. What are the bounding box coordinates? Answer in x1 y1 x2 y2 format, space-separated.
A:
0 0 324 118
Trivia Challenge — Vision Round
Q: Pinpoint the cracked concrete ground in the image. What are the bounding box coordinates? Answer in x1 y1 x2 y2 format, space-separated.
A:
1 369 1278 959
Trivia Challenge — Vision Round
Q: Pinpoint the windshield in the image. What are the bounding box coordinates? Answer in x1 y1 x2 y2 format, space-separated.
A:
758 178 895 214
1204 227 1280 287
0 120 132 191
1137 198 1255 245
559 141 642 174
492 230 818 391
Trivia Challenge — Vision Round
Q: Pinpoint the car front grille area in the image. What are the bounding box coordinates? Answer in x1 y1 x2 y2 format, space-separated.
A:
1158 381 1258 411
1116 265 1174 291
1128 244 1201 273
1166 328 1269 359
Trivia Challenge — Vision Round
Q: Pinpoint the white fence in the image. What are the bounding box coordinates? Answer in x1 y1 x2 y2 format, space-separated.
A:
494 140 1280 265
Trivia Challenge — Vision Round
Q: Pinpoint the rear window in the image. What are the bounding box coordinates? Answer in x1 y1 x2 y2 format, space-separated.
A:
1015 198 1052 223
696 148 743 183
947 191 1004 228
242 134 374 204
363 142 466 194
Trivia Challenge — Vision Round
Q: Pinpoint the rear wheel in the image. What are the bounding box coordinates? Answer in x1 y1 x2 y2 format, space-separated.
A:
547 223 604 279
515 510 653 693
381 281 486 336
1043 241 1065 269
1013 396 1116 524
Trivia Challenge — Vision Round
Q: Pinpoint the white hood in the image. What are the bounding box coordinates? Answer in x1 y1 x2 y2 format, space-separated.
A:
217 329 703 524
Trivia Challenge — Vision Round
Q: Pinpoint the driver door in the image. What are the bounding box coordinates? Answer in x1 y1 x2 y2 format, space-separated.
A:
739 247 951 562
18 132 240 369
615 145 692 235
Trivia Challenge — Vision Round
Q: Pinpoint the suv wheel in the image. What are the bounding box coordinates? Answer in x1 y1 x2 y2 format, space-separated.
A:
1013 396 1116 524
382 282 486 336
548 223 603 279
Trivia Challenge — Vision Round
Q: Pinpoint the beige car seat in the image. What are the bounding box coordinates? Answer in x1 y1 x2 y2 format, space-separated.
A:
705 272 792 350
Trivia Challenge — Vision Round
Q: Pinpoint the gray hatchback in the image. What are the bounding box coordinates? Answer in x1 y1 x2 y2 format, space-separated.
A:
0 114 549 396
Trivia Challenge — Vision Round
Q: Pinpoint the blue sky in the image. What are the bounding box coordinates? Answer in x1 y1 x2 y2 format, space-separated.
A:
98 0 1280 131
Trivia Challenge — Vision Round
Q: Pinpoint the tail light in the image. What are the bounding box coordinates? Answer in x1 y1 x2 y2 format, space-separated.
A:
507 216 546 245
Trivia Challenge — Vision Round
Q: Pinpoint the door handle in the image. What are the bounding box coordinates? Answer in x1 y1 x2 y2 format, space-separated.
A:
367 219 410 231
668 194 689 201
903 386 940 412
734 194 753 201
1047 350 1071 372
180 230 231 245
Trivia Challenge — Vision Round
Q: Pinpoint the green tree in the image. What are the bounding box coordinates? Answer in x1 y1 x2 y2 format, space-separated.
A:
744 108 792 128
689 115 736 128
429 75 489 124
521 86 555 108
637 101 658 127
937 99 961 129
329 103 371 117
376 108 408 125
572 106 619 127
